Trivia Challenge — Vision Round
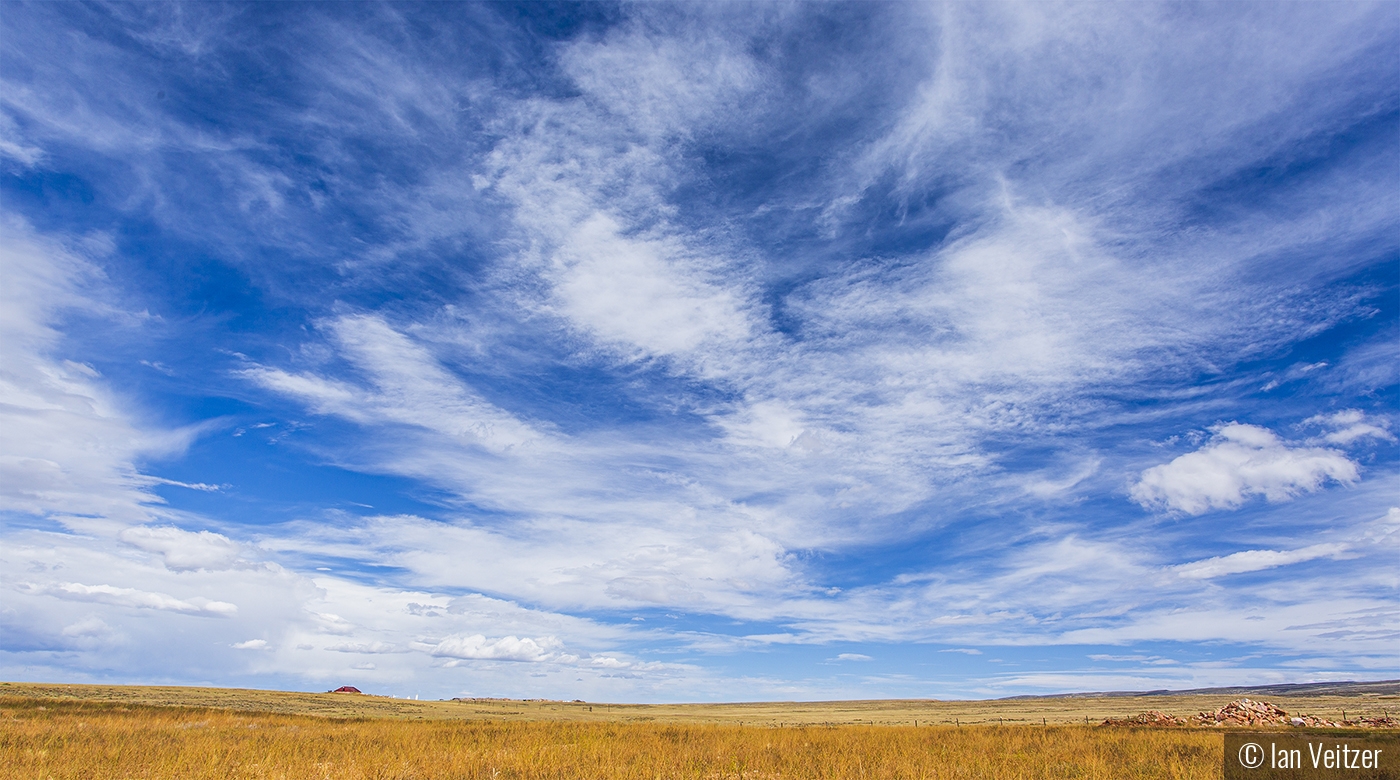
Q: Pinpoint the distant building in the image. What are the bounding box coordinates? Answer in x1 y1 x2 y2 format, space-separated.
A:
331 686 362 694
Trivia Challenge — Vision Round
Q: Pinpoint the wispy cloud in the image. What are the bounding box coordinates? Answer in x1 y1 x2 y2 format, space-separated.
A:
242 315 543 454
1171 544 1349 580
24 582 237 617
0 218 195 532
0 2 1395 699
1304 410 1395 447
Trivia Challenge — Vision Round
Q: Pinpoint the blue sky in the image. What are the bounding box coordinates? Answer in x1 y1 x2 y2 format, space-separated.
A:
1 2 1396 702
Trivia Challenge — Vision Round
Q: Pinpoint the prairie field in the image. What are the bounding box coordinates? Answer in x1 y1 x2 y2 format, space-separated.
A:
1 697 1223 780
4 682 1395 726
2 683 1395 779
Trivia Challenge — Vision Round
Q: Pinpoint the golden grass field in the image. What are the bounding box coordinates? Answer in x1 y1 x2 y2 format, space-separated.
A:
2 683 1395 779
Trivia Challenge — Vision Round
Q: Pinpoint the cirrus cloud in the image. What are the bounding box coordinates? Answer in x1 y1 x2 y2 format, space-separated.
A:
1171 543 1350 580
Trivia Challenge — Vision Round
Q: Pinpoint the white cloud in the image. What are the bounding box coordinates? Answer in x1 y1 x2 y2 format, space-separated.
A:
1354 507 1400 547
427 634 563 663
61 616 112 638
150 478 223 492
0 526 707 700
1304 409 1395 446
324 641 408 655
26 581 237 617
118 526 241 571
559 22 760 143
810 479 1400 657
834 653 872 662
480 104 766 381
0 218 193 532
148 13 1400 694
242 314 540 455
0 111 44 165
3 5 1395 700
1171 544 1350 580
1162 507 1395 586
235 11 1396 651
276 513 803 617
549 214 756 362
459 10 1364 554
715 400 808 450
1131 423 1359 515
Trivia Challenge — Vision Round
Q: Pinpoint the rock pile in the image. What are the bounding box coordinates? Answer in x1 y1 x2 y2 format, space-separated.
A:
1100 699 1399 729
1281 713 1400 728
1193 698 1291 727
1355 715 1399 728
1101 710 1188 727
1285 714 1349 728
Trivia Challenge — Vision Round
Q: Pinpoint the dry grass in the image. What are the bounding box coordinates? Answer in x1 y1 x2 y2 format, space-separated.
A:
3 683 1395 779
1 697 1223 780
3 682 1395 726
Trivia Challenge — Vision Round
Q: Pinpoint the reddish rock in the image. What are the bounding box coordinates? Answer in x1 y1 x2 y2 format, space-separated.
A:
1192 698 1291 727
1101 710 1188 727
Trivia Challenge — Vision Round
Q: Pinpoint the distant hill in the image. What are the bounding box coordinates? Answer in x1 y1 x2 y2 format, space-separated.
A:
1001 679 1400 700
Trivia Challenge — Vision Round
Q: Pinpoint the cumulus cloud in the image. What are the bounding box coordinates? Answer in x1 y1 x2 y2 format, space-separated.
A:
118 526 241 571
426 634 565 663
834 653 872 662
1131 423 1359 514
231 639 268 650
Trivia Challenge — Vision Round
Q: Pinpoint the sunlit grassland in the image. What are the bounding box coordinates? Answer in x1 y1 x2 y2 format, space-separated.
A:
1 697 1225 780
4 682 1393 726
4 684 1395 779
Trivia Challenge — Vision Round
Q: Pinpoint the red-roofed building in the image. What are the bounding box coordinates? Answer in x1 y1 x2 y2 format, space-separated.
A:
331 686 362 694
